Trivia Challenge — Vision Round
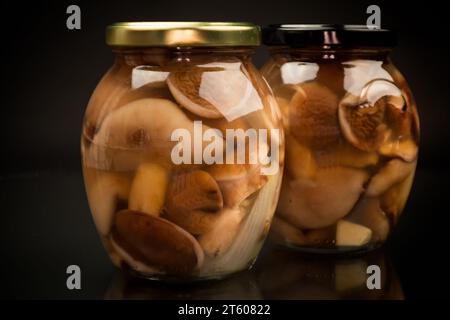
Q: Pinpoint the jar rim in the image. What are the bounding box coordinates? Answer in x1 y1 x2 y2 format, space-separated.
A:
106 22 261 47
262 24 397 48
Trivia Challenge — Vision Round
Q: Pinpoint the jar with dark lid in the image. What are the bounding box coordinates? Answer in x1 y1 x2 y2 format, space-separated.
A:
261 24 419 253
81 22 284 280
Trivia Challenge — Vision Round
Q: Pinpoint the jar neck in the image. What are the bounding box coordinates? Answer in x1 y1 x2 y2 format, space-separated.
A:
112 46 255 66
269 46 392 61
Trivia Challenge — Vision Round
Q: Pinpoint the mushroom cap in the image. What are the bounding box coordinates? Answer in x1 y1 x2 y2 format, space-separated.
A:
87 97 222 171
207 163 267 208
338 94 387 152
289 82 341 149
167 62 264 121
338 79 417 158
113 210 204 274
277 166 369 229
167 66 223 119
164 170 223 235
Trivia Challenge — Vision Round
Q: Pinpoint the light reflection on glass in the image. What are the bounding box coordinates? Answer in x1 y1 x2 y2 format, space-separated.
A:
280 62 319 85
343 60 393 96
132 66 169 89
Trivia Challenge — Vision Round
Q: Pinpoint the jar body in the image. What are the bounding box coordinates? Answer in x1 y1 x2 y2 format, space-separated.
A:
81 47 283 280
261 48 419 253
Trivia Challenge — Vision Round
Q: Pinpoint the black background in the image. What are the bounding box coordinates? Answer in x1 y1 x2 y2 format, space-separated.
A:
1 0 449 299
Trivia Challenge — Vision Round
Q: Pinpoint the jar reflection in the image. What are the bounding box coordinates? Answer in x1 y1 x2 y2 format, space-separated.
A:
104 269 262 300
105 245 403 299
254 246 403 299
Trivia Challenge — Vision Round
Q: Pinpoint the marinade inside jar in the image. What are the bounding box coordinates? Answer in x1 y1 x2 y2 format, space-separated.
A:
269 59 419 252
81 58 283 279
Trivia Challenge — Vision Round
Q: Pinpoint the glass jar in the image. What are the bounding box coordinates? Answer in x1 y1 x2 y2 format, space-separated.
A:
81 22 284 280
261 25 419 253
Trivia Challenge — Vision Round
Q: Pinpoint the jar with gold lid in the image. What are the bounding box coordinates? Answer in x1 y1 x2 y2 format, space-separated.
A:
81 22 284 280
261 24 419 253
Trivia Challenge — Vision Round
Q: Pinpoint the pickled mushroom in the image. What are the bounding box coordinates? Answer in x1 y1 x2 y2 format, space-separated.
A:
200 173 282 276
378 139 418 162
277 167 369 229
167 63 263 121
206 163 267 208
336 220 372 247
164 170 223 235
198 208 244 257
88 98 222 170
338 94 387 152
366 159 416 197
314 142 379 169
271 216 336 248
113 210 204 274
93 98 192 150
129 162 169 216
380 169 415 221
338 79 416 159
289 82 341 149
270 217 308 246
110 236 162 275
284 134 317 179
347 198 390 242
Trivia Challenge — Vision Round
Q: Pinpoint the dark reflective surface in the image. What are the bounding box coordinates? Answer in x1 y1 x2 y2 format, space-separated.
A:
105 270 262 300
104 245 402 300
0 168 445 299
254 245 403 300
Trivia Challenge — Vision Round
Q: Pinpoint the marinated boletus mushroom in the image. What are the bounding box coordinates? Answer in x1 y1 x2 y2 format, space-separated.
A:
378 139 418 162
167 62 264 121
347 198 390 242
167 66 224 119
164 170 223 235
338 80 407 153
277 167 369 229
91 98 196 164
314 142 379 169
113 210 204 274
336 220 372 247
110 236 161 275
289 82 341 149
304 226 336 247
271 217 336 248
284 134 317 179
366 159 416 197
206 163 267 208
270 217 308 246
129 162 169 216
380 168 415 221
338 94 387 152
198 208 243 257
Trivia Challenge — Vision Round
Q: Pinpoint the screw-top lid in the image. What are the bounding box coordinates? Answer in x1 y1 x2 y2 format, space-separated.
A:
106 22 261 47
262 24 397 48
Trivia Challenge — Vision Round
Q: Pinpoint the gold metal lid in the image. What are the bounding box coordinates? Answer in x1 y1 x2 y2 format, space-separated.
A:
106 22 261 47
